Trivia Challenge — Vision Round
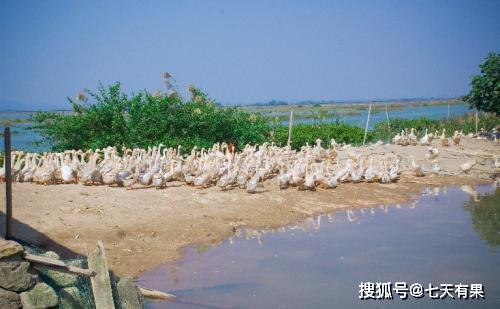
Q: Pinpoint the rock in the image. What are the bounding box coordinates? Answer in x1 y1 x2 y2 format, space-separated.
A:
0 239 24 260
0 261 36 292
35 259 84 287
59 286 85 309
20 282 58 309
0 287 21 308
116 277 144 309
43 251 60 260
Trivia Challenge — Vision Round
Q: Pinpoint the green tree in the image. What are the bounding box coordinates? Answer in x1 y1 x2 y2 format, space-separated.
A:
464 53 500 114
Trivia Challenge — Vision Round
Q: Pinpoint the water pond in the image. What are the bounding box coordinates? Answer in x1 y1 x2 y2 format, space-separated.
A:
283 103 471 127
139 184 500 308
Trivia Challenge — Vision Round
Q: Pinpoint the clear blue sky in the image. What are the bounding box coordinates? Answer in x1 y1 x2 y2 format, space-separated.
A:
1 0 499 109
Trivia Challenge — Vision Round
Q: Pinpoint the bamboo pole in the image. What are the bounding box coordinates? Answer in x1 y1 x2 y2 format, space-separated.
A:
363 104 372 145
385 104 390 133
287 110 294 147
4 127 12 239
475 110 479 134
447 101 450 120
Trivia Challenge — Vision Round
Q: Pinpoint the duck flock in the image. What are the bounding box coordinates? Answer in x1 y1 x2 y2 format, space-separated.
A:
1 126 497 192
0 139 403 192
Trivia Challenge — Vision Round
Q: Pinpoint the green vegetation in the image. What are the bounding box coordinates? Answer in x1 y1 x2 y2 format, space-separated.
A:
28 83 376 152
464 53 500 114
244 99 463 123
271 122 368 149
26 82 499 153
30 83 268 152
371 113 500 141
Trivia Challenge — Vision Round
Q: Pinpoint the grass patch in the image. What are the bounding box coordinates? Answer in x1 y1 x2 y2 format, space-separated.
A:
271 122 369 149
371 112 499 141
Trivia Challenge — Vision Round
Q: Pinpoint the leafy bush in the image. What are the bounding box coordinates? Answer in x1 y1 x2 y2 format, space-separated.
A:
271 122 369 149
30 83 268 152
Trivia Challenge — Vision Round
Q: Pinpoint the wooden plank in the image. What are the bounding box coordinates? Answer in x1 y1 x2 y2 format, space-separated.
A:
87 241 115 309
23 253 96 277
4 127 12 239
137 286 176 300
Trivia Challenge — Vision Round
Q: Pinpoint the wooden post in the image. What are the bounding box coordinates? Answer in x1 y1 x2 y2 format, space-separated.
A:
385 104 390 134
4 127 12 239
138 286 176 300
287 110 294 147
447 99 450 121
88 241 115 309
24 253 96 277
475 110 479 134
363 104 372 145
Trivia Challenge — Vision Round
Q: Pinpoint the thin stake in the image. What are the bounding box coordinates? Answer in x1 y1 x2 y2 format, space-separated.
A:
447 98 450 121
363 104 372 145
475 110 479 134
385 104 390 133
287 109 294 147
4 127 12 239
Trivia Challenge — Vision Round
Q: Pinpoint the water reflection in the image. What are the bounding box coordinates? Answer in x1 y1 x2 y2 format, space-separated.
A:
465 188 500 248
140 185 500 309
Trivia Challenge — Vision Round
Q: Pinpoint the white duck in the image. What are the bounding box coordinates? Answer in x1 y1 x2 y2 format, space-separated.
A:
60 153 76 183
409 128 418 146
277 164 291 190
431 159 441 173
452 130 461 146
410 156 424 177
389 159 400 182
246 172 261 193
18 154 37 183
426 147 439 160
217 165 238 190
379 161 391 184
440 129 449 147
364 158 375 182
303 167 316 191
350 159 364 183
420 129 430 145
80 152 102 184
460 154 477 173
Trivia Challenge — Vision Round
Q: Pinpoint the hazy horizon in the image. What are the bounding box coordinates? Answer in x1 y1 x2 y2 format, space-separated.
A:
1 1 499 110
0 95 467 112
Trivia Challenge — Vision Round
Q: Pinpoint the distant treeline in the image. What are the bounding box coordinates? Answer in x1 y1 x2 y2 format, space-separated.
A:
237 97 463 108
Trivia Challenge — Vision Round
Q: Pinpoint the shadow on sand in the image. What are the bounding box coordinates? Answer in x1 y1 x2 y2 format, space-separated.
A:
0 211 81 259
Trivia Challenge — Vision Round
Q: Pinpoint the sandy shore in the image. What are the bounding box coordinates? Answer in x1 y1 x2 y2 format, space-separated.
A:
1 138 499 277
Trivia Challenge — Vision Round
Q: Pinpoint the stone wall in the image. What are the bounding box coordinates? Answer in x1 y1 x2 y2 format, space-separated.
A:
0 238 143 309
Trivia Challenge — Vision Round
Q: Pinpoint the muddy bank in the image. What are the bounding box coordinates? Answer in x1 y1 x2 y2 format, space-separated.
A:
1 138 498 277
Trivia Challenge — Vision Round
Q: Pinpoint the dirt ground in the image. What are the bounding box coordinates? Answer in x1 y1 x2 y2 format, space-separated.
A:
1 137 499 278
